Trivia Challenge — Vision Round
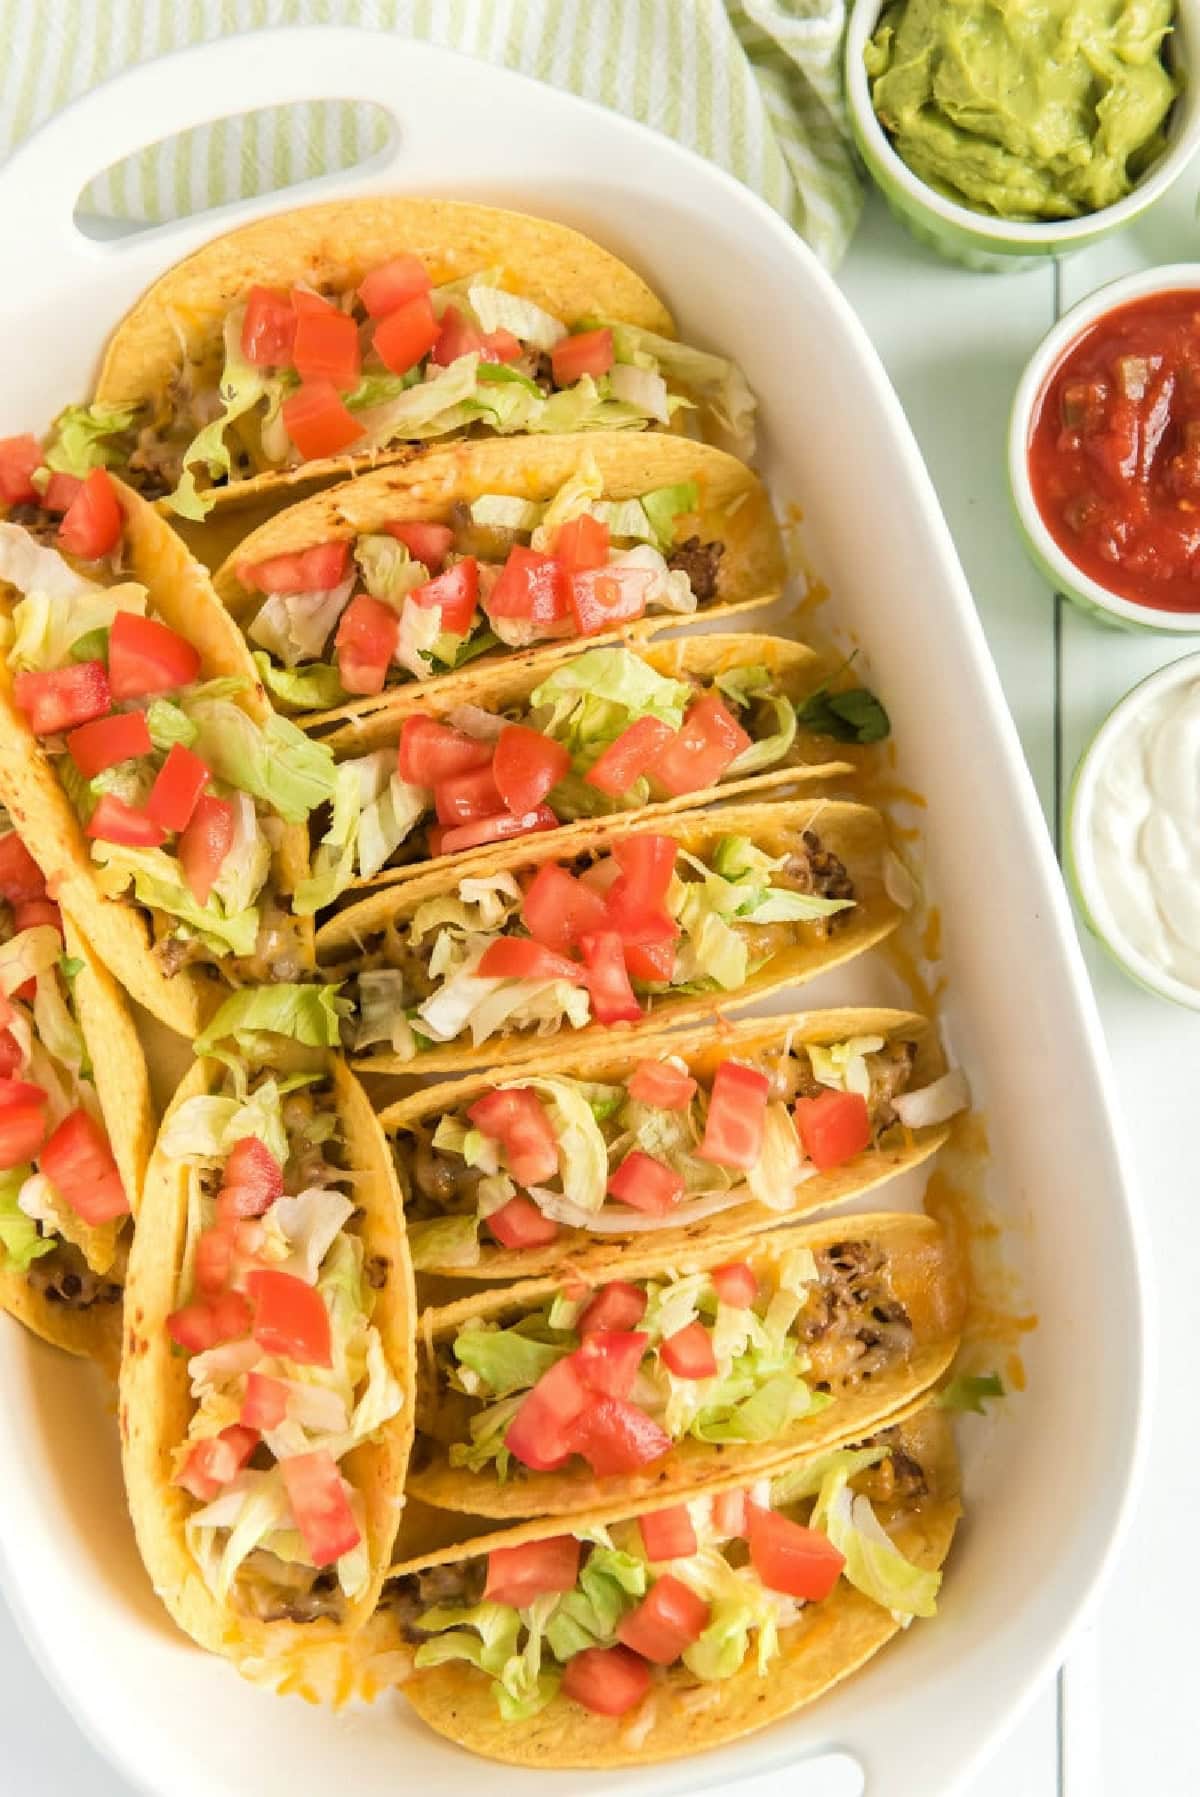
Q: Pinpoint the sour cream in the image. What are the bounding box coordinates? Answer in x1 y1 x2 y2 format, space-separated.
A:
1073 660 1200 1005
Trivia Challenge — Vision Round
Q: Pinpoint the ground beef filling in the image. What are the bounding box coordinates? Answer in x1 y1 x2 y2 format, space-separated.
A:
666 535 724 602
240 1554 347 1626
855 1426 929 1506
3 503 59 544
152 897 309 983
774 1038 916 1128
802 1239 913 1392
386 1560 486 1643
27 1240 121 1310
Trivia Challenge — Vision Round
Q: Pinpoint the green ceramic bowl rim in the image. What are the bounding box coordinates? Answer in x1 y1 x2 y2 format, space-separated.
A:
1007 263 1200 632
1068 649 1200 1009
844 0 1200 252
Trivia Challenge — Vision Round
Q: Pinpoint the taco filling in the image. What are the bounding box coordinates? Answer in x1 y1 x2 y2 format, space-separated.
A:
424 1239 916 1483
391 1418 947 1723
162 1062 404 1626
300 646 810 910
0 825 131 1309
0 487 337 983
341 826 857 1062
398 1028 962 1272
230 464 728 714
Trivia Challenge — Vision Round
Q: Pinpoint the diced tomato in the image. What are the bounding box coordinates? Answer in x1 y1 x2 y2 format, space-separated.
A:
623 938 678 985
0 1033 22 1078
374 294 440 375
238 539 349 595
178 794 234 905
39 1106 129 1222
638 1504 698 1561
358 254 431 319
477 938 584 984
482 328 523 363
565 1395 671 1476
711 1489 748 1538
85 794 166 849
711 1262 759 1307
11 899 59 934
177 1425 259 1503
554 514 610 573
485 547 570 635
217 1136 284 1220
13 661 110 734
408 558 479 636
0 1079 47 1111
584 716 675 797
617 1574 710 1665
606 835 677 942
434 763 501 828
167 1291 252 1354
562 1644 651 1717
108 610 200 700
521 864 607 955
396 715 490 786
606 1149 683 1215
698 1061 771 1170
660 1321 718 1381
247 1269 332 1367
551 328 614 386
241 1371 289 1431
65 710 152 778
292 305 361 390
569 565 651 637
579 930 641 1023
505 1355 589 1471
573 1330 647 1399
41 472 82 514
0 1104 46 1170
468 1086 559 1185
487 1195 559 1250
439 806 557 855
430 304 484 366
0 434 41 505
143 742 209 833
335 592 398 696
626 1060 696 1110
793 1089 872 1170
577 1281 647 1335
58 468 122 562
650 694 751 798
241 285 297 366
747 1506 845 1601
493 724 569 816
385 520 455 573
0 833 46 903
484 1535 580 1608
280 1450 362 1568
282 382 363 460
194 1228 233 1298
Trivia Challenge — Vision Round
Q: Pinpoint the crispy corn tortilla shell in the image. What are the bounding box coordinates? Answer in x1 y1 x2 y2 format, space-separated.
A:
323 635 854 897
408 1212 963 1517
0 910 154 1366
0 479 313 1038
212 434 786 734
395 1407 960 1766
317 797 901 1078
384 1007 948 1282
95 198 674 514
119 1054 416 1676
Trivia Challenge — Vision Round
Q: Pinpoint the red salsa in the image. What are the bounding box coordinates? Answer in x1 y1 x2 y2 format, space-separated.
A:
1028 291 1200 613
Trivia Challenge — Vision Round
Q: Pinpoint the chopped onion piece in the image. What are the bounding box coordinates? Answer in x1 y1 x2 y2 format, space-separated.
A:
892 1067 969 1129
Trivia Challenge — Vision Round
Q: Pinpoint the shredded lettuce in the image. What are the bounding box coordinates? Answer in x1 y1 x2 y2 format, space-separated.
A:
408 1214 481 1272
453 1321 567 1396
606 321 756 454
356 536 429 608
9 580 147 673
810 1462 940 1618
43 403 139 477
808 1035 886 1099
187 699 337 824
470 494 543 532
248 578 354 666
468 283 566 351
744 1102 807 1211
0 524 103 604
641 480 700 550
936 1371 1004 1414
0 1165 53 1273
252 652 347 712
163 1077 293 1170
171 308 282 521
145 698 199 751
769 1444 887 1508
193 983 345 1057
89 843 262 958
531 648 690 765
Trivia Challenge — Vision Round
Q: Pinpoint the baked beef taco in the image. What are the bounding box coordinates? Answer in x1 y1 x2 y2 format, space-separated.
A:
385 1008 966 1281
294 635 854 913
210 436 784 729
385 1405 959 1763
317 798 901 1078
409 1213 962 1518
55 197 753 519
120 1042 415 1678
0 470 338 1036
0 821 153 1363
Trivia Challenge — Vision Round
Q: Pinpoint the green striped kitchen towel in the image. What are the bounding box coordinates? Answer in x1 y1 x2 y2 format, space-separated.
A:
0 0 862 265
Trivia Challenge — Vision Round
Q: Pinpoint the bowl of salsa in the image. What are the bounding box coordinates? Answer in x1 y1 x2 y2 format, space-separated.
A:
1010 266 1200 630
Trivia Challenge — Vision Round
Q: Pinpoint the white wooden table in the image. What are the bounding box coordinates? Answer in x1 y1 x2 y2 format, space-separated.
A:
0 178 1193 1797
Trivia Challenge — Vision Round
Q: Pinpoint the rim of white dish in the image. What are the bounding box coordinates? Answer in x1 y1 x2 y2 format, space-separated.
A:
1070 649 1200 1008
845 0 1200 247
1008 263 1200 631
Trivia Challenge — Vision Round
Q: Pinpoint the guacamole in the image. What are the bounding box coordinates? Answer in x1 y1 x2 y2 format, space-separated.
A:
865 0 1179 222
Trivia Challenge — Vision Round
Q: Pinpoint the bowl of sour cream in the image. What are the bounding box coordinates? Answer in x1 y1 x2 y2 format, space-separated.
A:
1070 652 1200 1006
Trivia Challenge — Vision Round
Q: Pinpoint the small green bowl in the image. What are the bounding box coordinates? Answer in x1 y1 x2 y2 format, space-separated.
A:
845 0 1200 272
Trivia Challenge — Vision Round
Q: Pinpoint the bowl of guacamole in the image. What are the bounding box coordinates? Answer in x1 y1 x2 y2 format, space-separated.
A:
845 0 1200 269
